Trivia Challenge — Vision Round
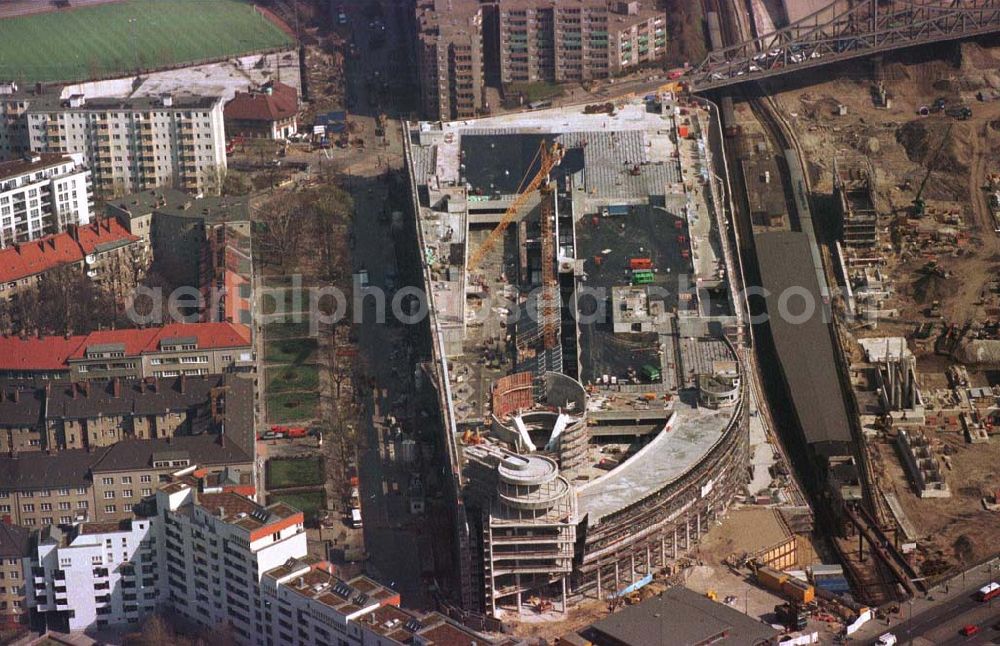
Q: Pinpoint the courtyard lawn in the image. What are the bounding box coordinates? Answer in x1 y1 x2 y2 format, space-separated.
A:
266 391 319 423
264 337 318 364
266 365 319 393
266 456 324 489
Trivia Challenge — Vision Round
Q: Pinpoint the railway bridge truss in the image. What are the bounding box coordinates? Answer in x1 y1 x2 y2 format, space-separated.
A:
690 0 1000 91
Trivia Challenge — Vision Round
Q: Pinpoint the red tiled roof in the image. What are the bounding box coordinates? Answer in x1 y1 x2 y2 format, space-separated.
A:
67 321 252 359
224 81 298 123
0 322 251 372
0 335 83 371
0 219 138 284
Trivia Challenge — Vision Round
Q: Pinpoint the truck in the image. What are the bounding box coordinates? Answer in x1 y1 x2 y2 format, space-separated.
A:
641 364 661 383
629 257 653 271
774 603 808 631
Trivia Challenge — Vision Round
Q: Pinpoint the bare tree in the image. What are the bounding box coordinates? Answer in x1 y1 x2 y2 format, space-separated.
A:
256 194 303 269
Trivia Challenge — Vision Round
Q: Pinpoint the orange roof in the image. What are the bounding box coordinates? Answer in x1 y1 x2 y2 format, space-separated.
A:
0 335 83 371
67 322 251 359
0 322 251 372
0 220 138 284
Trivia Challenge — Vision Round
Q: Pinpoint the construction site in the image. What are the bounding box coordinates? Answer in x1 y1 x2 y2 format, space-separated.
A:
402 94 758 621
719 21 1000 606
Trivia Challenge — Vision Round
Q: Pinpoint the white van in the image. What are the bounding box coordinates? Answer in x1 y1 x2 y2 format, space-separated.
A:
876 633 897 646
350 508 363 528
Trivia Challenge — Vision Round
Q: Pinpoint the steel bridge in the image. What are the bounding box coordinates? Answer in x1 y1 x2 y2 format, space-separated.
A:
690 0 1000 92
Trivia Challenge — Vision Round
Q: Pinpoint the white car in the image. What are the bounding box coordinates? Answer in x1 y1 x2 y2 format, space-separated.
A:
876 633 897 646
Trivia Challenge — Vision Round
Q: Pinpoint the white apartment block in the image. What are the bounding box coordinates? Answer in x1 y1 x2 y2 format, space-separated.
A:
0 152 92 247
157 479 308 644
24 518 160 632
23 473 509 646
0 83 226 197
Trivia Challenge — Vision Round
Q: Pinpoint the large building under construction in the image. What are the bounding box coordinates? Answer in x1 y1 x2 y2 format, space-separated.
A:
403 96 749 616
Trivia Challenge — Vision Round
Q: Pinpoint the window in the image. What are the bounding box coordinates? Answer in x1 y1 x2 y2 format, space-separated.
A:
123 503 133 512
102 478 113 486
0 505 8 514
21 504 33 512
104 505 116 514
59 516 72 524
121 476 132 485
140 475 151 483
76 487 86 495
58 502 70 510
57 488 69 496
38 490 49 497
141 488 152 496
103 491 115 499
39 503 51 511
77 501 88 509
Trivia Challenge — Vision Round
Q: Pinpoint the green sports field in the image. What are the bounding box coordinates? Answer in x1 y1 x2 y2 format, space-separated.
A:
0 0 294 83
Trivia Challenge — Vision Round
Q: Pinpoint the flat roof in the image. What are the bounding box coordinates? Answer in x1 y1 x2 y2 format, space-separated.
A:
755 231 852 451
584 586 779 645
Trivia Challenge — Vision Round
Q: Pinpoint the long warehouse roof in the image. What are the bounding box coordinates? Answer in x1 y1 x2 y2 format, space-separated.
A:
756 231 852 454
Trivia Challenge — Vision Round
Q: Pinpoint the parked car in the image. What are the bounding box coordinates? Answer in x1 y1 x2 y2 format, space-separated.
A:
960 624 980 637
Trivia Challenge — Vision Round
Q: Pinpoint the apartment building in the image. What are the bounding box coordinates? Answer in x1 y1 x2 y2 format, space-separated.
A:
25 519 160 632
497 0 665 85
158 481 307 643
108 188 254 325
0 322 253 382
0 434 254 528
0 82 227 197
0 152 92 248
0 372 254 455
23 473 519 644
0 524 30 628
416 0 486 120
0 218 147 303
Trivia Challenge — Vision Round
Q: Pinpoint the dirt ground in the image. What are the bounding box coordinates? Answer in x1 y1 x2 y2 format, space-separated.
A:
874 429 1000 574
772 41 1000 326
768 39 1000 578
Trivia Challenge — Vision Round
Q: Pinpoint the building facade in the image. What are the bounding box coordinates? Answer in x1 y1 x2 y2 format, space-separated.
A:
0 524 30 628
416 0 486 120
107 188 255 326
0 152 92 248
497 0 665 85
0 83 226 197
25 519 161 632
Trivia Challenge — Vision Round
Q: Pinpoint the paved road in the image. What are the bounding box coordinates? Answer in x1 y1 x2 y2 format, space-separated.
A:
851 558 1000 644
339 0 431 610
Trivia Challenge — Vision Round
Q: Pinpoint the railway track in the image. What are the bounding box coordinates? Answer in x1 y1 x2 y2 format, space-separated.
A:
708 0 914 607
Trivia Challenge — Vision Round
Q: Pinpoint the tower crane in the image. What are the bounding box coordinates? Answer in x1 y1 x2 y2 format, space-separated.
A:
466 140 564 272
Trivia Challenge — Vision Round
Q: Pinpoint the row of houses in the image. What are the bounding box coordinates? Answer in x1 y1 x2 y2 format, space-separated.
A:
0 470 519 646
0 321 252 382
